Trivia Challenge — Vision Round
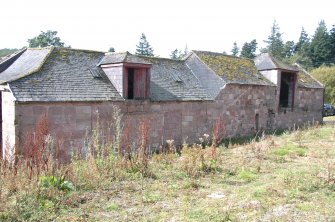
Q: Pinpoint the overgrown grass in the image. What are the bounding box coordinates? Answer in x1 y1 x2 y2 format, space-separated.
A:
1 116 335 221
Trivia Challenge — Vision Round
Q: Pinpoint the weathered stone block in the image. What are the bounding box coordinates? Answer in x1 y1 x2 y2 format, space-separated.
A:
151 104 162 112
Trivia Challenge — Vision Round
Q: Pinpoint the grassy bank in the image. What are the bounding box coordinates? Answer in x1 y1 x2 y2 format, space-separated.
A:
1 124 335 221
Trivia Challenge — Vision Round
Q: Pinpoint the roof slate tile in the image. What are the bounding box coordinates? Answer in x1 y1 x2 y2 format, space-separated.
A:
8 47 123 102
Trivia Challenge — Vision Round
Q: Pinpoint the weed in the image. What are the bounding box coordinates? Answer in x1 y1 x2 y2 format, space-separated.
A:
212 118 225 147
237 169 258 182
106 202 119 211
39 175 75 192
142 191 160 203
273 148 290 157
138 120 150 174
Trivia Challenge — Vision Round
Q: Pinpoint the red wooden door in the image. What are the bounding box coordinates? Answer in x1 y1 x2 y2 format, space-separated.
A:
134 69 147 99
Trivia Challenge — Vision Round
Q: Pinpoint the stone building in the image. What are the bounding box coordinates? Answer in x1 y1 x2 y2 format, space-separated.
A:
0 47 323 159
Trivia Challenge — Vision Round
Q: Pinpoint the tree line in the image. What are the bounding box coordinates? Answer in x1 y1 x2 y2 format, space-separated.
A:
1 21 334 69
1 23 335 104
232 20 335 70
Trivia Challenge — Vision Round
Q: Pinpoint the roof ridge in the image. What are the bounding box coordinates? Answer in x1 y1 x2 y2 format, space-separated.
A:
138 55 184 63
188 50 227 98
193 50 255 62
51 46 105 54
105 51 128 55
266 53 281 68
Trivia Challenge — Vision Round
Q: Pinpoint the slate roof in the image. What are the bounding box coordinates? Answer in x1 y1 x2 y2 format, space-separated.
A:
99 52 151 65
3 47 123 102
0 47 286 103
254 53 323 89
0 48 50 83
193 51 273 86
293 64 324 89
0 48 27 73
185 52 226 99
254 53 298 72
143 57 211 101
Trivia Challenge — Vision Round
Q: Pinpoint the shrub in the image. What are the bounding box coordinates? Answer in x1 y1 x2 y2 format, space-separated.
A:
39 175 75 192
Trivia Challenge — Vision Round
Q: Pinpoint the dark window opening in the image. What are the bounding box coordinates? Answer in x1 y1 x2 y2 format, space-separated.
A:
127 68 134 99
279 72 295 108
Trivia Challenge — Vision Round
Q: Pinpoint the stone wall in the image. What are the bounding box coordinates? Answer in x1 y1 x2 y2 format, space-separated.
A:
274 87 324 128
12 84 323 159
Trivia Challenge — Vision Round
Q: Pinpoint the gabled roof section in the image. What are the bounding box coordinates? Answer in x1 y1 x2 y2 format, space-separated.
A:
99 52 151 65
193 51 273 85
184 52 225 99
142 57 211 101
293 64 324 89
0 47 52 84
0 48 27 73
255 53 298 72
8 47 123 102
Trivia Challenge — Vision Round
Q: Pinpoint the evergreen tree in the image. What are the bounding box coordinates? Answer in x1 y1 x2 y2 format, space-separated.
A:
290 27 313 68
170 49 182 59
231 42 239 56
283 41 295 58
310 20 331 67
240 39 258 59
294 27 309 53
329 25 335 64
135 33 154 56
170 44 189 59
264 20 285 59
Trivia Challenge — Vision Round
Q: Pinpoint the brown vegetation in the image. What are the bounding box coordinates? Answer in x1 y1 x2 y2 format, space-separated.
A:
0 113 335 221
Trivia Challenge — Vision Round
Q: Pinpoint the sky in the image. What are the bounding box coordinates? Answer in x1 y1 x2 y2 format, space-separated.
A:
1 0 334 58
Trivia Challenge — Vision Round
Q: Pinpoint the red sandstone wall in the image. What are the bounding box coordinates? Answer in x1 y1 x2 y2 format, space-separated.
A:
274 87 323 128
14 84 322 158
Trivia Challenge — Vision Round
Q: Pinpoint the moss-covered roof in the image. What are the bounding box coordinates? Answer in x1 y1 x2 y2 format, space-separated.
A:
294 64 324 89
193 51 273 85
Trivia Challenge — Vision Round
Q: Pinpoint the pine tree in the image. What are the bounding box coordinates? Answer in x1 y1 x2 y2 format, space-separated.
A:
170 44 189 59
240 39 257 59
135 33 154 56
310 20 331 67
231 42 239 56
289 27 313 68
329 24 335 64
170 49 182 59
264 20 285 59
283 41 295 58
295 27 309 53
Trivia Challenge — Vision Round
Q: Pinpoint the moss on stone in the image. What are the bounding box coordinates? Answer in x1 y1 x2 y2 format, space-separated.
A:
196 52 258 82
